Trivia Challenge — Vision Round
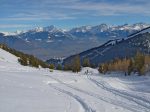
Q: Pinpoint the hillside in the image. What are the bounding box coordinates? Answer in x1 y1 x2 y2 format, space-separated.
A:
0 47 19 64
64 27 150 66
0 44 49 68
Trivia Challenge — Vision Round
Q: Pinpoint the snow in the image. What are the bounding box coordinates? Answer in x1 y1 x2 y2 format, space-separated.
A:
34 27 44 32
0 49 150 112
46 40 53 43
25 38 30 42
133 26 141 30
48 36 51 39
110 23 149 32
0 32 18 36
129 27 150 38
0 30 24 36
0 49 19 64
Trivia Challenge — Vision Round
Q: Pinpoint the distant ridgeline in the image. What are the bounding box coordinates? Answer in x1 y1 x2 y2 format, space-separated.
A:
64 33 150 66
0 44 49 68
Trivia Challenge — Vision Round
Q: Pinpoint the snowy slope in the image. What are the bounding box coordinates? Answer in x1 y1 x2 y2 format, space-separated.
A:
0 49 19 63
0 49 150 112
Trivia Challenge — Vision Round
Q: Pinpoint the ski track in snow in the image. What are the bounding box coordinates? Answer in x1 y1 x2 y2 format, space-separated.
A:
87 75 150 112
47 76 95 112
48 83 95 112
45 75 146 112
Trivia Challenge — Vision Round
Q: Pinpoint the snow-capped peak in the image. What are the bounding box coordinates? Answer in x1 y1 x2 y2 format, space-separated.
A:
112 23 150 31
0 30 25 36
29 25 63 33
0 32 11 36
69 23 149 33
43 25 55 32
91 24 110 32
69 25 92 33
0 31 21 36
1 23 150 37
34 27 44 32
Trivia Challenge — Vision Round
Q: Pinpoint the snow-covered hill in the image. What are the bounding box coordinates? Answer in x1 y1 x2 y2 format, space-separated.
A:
0 48 19 64
0 49 150 112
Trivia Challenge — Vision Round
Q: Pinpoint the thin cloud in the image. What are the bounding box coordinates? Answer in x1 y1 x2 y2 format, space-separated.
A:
0 24 31 28
1 0 150 21
60 1 150 16
0 11 76 21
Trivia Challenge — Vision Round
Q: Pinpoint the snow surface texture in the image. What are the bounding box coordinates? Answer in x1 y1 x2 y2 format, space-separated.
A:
0 48 150 112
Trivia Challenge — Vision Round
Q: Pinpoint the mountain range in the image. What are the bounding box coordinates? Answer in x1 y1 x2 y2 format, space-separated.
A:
0 23 149 60
64 26 150 66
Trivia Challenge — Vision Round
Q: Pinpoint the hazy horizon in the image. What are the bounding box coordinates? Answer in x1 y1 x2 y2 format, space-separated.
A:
1 22 150 33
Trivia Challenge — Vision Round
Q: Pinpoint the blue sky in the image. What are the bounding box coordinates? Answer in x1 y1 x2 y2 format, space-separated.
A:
0 0 150 32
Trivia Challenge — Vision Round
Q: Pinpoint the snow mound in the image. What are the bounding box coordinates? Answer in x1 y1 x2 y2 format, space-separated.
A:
80 67 99 75
0 48 19 64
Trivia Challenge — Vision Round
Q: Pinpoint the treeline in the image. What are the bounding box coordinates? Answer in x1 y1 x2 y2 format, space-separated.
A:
0 44 49 68
63 55 81 72
99 52 150 75
52 55 92 72
0 44 91 72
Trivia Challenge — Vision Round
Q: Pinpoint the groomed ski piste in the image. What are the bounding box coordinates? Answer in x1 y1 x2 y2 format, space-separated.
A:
0 48 150 112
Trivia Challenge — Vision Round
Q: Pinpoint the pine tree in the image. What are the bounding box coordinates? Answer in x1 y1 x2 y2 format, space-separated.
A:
145 55 150 72
49 64 55 69
134 52 145 75
140 66 145 75
82 58 90 67
56 64 62 70
98 63 108 74
98 65 103 73
128 59 133 75
63 63 72 71
18 58 28 66
71 55 81 72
